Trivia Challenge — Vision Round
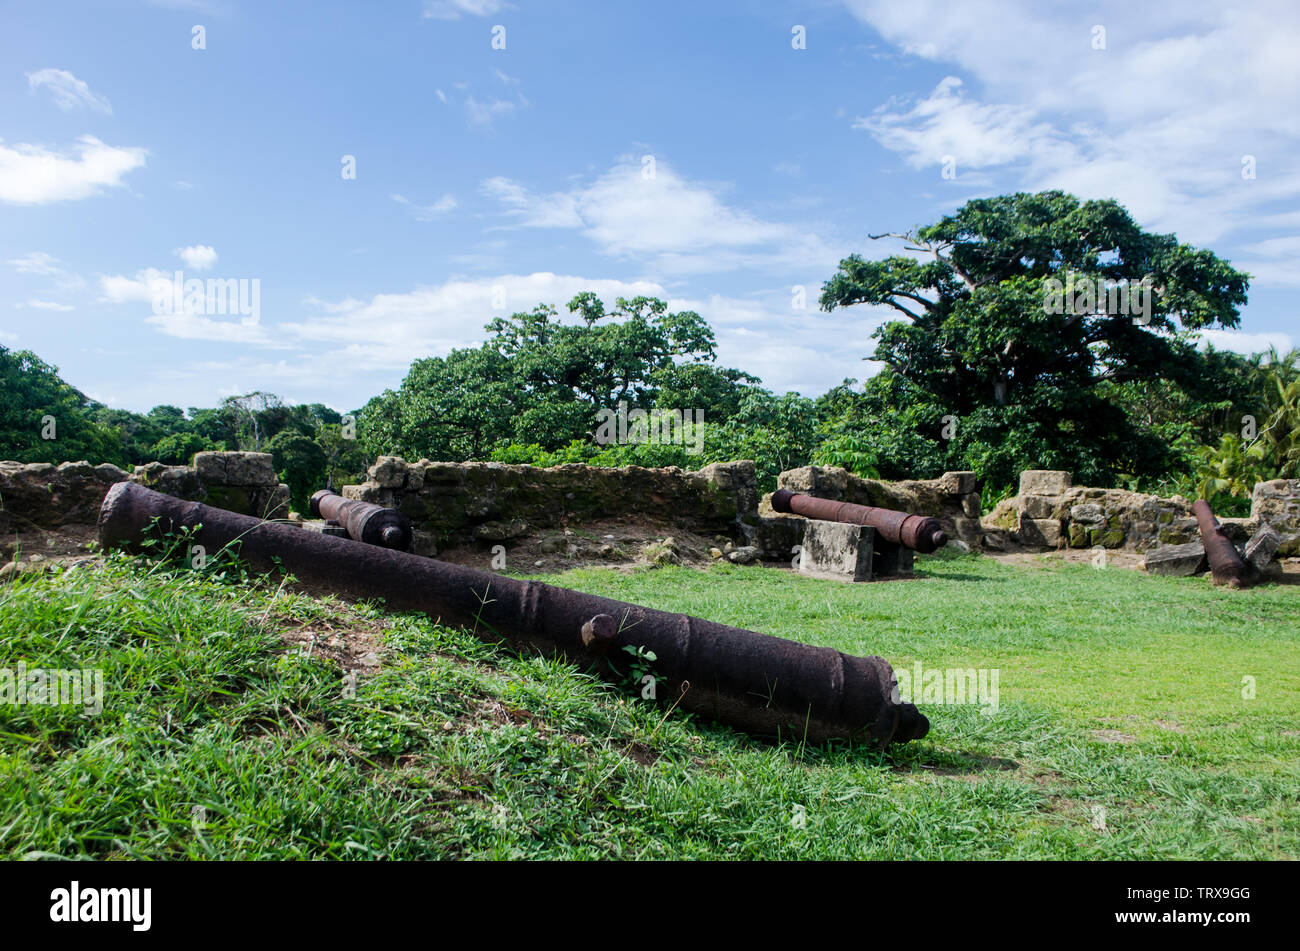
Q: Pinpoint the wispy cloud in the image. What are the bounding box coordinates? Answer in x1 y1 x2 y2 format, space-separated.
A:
392 192 457 220
282 273 663 371
26 68 113 114
18 299 75 311
465 95 517 128
842 0 1300 248
422 0 510 20
1196 328 1294 356
481 158 840 275
8 251 65 275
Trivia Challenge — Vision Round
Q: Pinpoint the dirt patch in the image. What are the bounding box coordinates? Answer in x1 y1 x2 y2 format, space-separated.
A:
278 608 390 675
624 742 659 766
0 524 101 564
988 547 1147 571
1092 729 1137 744
433 517 734 574
986 546 1300 583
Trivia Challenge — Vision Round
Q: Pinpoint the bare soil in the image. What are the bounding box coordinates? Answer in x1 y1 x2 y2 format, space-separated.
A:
430 517 731 574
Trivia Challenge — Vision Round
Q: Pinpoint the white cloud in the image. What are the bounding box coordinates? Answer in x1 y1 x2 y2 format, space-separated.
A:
281 273 892 406
8 251 64 275
175 244 218 271
1196 329 1294 356
99 268 169 304
0 135 146 204
481 159 841 274
144 311 276 345
666 291 894 395
18 299 75 311
26 68 113 114
482 176 582 228
392 192 457 219
465 95 516 128
99 267 278 345
855 76 1053 170
842 0 1300 246
282 273 665 371
1243 236 1300 257
422 0 509 20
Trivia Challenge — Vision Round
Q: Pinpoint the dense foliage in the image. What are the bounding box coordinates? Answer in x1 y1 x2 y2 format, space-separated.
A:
3 191 1294 508
817 190 1252 491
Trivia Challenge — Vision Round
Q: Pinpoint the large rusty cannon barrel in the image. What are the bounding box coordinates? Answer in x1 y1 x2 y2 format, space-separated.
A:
99 482 929 746
771 489 949 554
310 489 412 552
1193 499 1252 589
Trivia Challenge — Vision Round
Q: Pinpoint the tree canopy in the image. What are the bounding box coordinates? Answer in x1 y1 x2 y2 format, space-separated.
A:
818 190 1252 488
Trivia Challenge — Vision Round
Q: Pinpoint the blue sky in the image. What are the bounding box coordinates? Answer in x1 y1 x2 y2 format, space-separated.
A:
2 0 1297 413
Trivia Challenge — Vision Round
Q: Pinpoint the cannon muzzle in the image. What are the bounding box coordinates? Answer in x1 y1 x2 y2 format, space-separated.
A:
99 482 929 746
310 489 413 552
772 489 949 554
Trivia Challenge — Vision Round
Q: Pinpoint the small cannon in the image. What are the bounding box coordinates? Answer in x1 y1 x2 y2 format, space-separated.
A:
98 482 929 746
309 489 412 552
1193 499 1252 588
771 489 949 554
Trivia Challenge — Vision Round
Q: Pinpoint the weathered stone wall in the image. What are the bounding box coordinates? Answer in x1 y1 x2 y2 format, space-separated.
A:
135 451 291 521
0 451 290 534
1252 479 1300 555
751 465 983 558
982 470 1300 554
342 456 758 556
0 461 131 533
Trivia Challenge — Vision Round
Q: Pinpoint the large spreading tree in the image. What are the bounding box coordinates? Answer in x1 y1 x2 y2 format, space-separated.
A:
359 294 746 461
819 190 1251 489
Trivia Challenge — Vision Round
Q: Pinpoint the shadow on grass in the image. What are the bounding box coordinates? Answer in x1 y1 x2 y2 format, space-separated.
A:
911 571 1005 582
768 732 1020 777
889 749 1021 775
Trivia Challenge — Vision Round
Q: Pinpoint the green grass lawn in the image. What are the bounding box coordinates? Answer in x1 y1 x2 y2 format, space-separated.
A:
1 547 1296 859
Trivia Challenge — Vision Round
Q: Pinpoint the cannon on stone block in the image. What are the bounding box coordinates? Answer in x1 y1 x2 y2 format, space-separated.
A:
771 490 948 553
771 489 948 582
98 481 929 747
309 489 412 552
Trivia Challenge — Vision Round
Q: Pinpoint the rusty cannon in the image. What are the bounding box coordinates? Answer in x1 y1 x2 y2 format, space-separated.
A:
1193 499 1252 589
309 489 412 552
771 489 949 554
98 482 929 746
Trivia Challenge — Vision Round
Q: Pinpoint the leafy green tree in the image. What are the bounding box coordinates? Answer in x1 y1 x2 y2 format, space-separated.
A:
317 422 368 491
819 191 1250 490
220 392 284 450
362 294 741 462
186 406 239 450
650 362 759 422
92 407 165 465
268 430 328 513
705 389 817 491
0 347 123 464
151 431 220 466
361 345 518 461
1256 348 1300 478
